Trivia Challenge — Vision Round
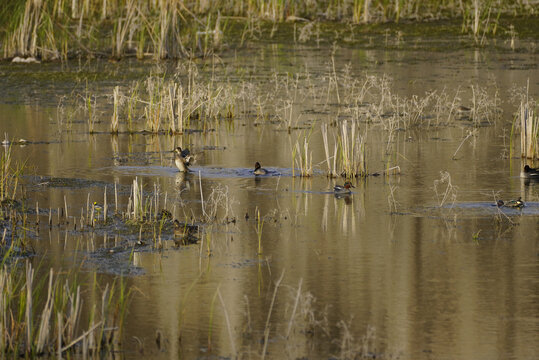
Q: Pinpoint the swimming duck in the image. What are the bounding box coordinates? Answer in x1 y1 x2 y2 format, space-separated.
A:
254 162 267 175
174 147 192 172
521 165 539 179
497 197 524 208
334 181 354 194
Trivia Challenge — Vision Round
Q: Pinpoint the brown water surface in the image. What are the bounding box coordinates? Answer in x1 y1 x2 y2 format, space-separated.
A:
1 36 538 359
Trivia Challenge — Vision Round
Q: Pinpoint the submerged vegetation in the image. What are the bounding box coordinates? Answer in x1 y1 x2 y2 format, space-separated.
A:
1 0 537 60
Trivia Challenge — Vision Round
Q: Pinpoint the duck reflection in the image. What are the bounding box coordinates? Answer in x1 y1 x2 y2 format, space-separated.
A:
334 193 353 205
175 172 192 193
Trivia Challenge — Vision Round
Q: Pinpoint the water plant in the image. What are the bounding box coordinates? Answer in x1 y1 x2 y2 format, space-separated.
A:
0 145 24 205
200 183 234 224
292 130 313 177
338 121 367 178
255 208 264 255
433 171 458 207
127 177 144 222
111 86 121 133
0 261 131 357
261 270 285 359
111 0 137 59
321 123 338 178
452 129 477 160
519 100 538 159
387 184 399 213
472 229 481 243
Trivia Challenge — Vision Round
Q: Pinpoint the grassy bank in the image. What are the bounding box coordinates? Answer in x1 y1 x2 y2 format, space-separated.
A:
1 0 537 61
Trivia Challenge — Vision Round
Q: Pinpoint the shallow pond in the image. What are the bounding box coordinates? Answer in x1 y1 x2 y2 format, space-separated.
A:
1 31 538 359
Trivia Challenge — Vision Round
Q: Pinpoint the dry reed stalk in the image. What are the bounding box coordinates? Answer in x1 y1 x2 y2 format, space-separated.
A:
293 132 313 177
331 56 340 104
520 101 538 159
131 177 143 221
156 1 170 59
217 289 236 356
14 0 45 57
261 270 285 359
90 203 95 226
339 121 366 178
25 262 33 354
111 86 120 133
103 188 107 220
199 171 205 218
177 85 184 133
286 278 303 338
434 171 458 207
167 84 176 133
112 0 137 58
256 208 264 254
0 261 128 357
86 193 90 225
64 195 68 219
321 124 338 177
35 269 54 353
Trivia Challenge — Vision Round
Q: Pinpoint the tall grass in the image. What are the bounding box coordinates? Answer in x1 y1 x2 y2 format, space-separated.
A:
1 146 21 203
87 68 238 134
111 0 137 59
1 0 530 60
321 124 338 178
0 261 131 357
292 131 313 177
338 121 367 178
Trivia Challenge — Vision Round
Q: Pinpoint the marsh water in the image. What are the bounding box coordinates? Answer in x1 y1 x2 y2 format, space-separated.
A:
1 30 539 359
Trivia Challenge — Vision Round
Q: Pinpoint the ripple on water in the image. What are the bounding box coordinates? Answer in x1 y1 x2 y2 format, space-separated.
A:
440 202 539 216
107 165 298 178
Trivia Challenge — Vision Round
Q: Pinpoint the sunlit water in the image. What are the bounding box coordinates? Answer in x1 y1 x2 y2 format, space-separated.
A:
1 34 538 359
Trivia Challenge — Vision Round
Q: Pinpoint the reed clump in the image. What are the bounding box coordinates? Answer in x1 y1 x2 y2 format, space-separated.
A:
125 177 168 224
321 123 338 178
0 261 131 357
509 81 538 159
519 101 538 159
0 145 24 206
100 69 239 134
0 145 33 259
292 131 313 177
338 121 367 178
2 0 218 60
